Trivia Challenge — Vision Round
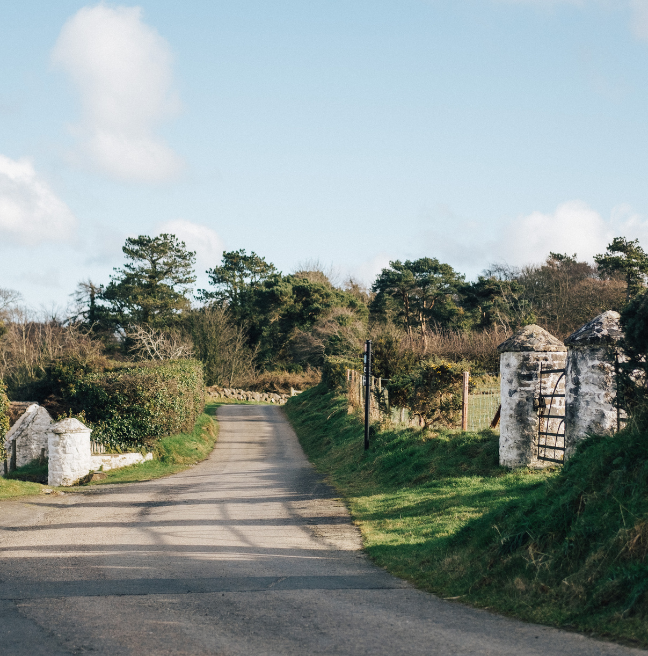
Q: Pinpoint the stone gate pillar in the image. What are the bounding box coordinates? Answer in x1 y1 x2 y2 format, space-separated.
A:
48 418 92 487
564 311 624 458
498 325 567 468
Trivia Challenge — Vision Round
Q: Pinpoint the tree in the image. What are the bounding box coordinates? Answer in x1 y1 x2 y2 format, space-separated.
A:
101 234 196 328
460 275 531 331
371 258 464 332
199 249 276 313
70 280 103 326
595 237 648 302
185 306 257 386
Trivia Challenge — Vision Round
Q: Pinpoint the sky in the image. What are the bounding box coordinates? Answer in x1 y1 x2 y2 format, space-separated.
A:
3 0 648 309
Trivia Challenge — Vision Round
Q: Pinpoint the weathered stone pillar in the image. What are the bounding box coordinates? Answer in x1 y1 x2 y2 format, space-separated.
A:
48 418 92 487
564 311 624 458
498 325 567 468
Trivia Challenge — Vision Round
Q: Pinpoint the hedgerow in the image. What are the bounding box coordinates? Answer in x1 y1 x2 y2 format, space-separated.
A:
44 359 204 451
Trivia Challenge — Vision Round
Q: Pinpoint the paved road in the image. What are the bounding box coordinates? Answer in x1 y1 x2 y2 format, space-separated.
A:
0 405 644 655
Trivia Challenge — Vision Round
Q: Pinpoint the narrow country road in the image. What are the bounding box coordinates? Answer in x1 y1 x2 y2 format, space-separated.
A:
0 405 644 655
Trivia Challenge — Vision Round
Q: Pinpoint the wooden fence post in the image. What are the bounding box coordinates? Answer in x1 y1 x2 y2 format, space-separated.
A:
461 371 470 431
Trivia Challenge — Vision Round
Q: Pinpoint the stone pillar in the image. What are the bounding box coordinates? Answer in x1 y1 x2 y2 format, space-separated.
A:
498 325 567 468
48 418 92 487
564 311 624 458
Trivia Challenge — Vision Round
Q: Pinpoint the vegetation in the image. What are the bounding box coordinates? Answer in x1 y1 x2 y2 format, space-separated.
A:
4 404 218 489
285 384 648 646
37 359 204 451
86 404 218 485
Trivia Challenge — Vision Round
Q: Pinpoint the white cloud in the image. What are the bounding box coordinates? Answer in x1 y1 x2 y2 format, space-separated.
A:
500 200 611 265
345 252 392 288
158 220 224 273
0 154 77 245
52 4 182 183
630 0 648 40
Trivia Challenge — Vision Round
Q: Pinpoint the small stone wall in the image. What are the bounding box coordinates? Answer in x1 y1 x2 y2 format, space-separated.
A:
206 386 293 404
91 452 153 471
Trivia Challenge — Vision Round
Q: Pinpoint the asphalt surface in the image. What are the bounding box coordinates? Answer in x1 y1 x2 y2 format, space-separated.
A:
0 404 644 655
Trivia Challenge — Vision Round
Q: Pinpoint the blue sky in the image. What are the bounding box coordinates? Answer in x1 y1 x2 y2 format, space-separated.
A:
3 0 648 309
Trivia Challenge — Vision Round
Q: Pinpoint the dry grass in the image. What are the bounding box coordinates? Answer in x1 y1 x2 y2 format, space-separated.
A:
245 368 321 393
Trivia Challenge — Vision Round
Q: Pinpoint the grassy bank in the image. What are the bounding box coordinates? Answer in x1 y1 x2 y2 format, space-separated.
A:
2 403 219 494
285 384 648 647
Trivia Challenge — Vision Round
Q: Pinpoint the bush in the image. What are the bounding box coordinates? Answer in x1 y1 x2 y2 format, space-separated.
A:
42 359 204 451
322 355 362 390
387 358 470 428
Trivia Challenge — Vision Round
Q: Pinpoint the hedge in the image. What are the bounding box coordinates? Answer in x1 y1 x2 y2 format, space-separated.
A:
47 359 204 451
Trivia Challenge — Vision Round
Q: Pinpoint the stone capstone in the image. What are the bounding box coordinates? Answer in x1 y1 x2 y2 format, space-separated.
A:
497 324 566 353
564 310 623 347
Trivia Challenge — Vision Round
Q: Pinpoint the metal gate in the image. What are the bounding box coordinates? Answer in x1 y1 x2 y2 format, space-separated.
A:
536 363 566 463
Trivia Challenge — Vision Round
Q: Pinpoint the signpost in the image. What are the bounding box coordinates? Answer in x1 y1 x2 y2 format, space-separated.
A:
363 340 372 450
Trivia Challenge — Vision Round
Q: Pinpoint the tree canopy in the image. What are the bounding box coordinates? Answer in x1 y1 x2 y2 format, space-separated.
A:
101 234 196 328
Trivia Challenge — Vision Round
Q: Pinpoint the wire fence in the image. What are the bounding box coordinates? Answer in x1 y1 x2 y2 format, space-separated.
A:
346 369 500 431
467 383 500 431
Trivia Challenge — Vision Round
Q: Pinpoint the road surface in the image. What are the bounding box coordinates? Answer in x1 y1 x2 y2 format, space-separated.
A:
0 405 643 655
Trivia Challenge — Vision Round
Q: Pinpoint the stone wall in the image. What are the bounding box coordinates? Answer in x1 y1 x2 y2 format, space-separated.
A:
206 386 294 404
91 452 153 471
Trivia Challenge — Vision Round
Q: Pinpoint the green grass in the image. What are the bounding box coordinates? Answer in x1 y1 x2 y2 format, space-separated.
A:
0 476 43 500
285 384 648 647
86 402 219 485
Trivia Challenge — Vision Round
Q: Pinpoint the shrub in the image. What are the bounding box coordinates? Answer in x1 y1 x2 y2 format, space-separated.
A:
43 359 204 451
322 355 363 390
387 358 470 428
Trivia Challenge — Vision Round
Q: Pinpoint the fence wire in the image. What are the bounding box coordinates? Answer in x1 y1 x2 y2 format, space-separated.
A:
467 384 500 431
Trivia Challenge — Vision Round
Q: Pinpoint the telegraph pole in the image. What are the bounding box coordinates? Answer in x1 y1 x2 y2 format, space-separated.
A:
364 340 372 450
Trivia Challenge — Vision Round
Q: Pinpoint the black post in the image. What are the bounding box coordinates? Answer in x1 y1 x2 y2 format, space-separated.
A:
364 340 372 450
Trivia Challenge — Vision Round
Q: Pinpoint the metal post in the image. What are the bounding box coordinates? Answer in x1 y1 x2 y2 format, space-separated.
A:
461 371 469 431
364 340 372 450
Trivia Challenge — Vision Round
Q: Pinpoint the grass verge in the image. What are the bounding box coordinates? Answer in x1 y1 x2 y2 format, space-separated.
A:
284 384 648 647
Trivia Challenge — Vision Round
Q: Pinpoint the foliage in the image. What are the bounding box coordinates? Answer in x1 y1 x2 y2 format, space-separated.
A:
0 315 107 399
387 359 469 428
101 234 196 328
37 359 204 451
0 379 9 461
371 258 464 332
199 249 277 313
86 406 218 485
285 384 648 645
595 237 648 302
322 355 362 390
185 306 257 387
518 252 624 337
460 274 532 331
